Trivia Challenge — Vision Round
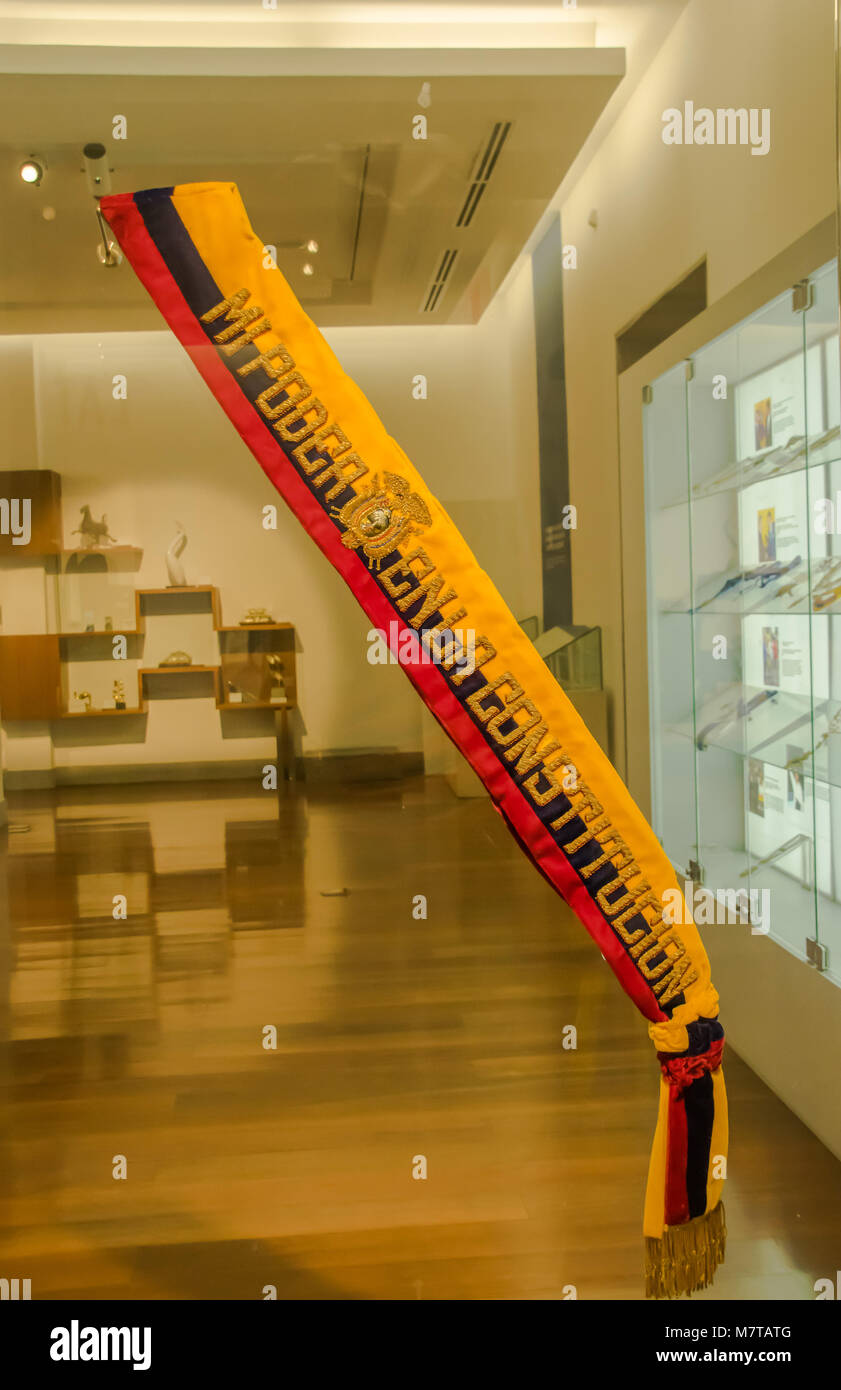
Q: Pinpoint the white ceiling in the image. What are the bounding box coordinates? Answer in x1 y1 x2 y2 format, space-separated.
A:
0 2 685 331
0 59 624 330
0 2 600 50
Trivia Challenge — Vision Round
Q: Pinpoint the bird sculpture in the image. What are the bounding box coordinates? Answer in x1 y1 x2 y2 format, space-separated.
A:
72 505 117 549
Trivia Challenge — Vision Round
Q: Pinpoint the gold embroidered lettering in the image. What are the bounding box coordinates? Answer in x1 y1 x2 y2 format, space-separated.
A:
596 884 635 917
629 912 672 958
273 398 328 443
612 915 647 949
422 615 472 666
236 343 295 380
451 636 496 685
598 838 635 876
611 884 653 933
466 674 523 723
577 844 613 875
256 370 311 421
293 423 351 473
399 575 462 629
313 452 368 502
401 548 436 583
620 889 663 936
634 939 674 982
505 725 560 777
379 560 412 600
654 957 699 1005
550 788 598 834
522 753 570 808
575 823 623 873
486 697 541 748
201 288 271 356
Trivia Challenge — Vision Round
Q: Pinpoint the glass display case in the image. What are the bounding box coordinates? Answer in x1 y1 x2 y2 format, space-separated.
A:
644 258 841 985
534 623 603 693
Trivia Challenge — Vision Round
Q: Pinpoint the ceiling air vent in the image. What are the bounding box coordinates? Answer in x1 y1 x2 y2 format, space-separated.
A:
421 248 458 313
455 121 512 229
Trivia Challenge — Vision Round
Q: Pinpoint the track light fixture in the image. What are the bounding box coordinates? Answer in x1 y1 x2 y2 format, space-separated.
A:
79 141 121 266
82 141 111 198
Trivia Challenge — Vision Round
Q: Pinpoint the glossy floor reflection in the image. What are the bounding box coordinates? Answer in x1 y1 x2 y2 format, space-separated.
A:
0 774 838 1300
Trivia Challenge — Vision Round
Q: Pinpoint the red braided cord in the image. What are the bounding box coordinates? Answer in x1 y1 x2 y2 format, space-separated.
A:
658 1038 725 1094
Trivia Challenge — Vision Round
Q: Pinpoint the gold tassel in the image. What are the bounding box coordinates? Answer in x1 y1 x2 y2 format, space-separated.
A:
645 1202 726 1299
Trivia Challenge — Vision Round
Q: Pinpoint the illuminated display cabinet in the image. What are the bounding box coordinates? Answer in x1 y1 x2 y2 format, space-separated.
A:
643 259 841 985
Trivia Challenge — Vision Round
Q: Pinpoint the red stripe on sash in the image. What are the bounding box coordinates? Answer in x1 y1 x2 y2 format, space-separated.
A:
659 1041 725 1225
664 1089 690 1226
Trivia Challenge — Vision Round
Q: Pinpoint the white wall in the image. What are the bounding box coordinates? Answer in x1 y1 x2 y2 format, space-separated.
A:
7 0 829 785
495 0 837 774
0 256 540 780
547 0 841 1160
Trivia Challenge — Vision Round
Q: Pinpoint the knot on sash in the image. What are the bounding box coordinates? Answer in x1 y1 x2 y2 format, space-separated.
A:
657 1038 725 1094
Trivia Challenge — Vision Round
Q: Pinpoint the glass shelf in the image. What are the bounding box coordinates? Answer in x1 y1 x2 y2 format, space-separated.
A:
656 426 841 512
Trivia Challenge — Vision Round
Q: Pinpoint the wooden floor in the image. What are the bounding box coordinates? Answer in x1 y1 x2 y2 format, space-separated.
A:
0 773 839 1301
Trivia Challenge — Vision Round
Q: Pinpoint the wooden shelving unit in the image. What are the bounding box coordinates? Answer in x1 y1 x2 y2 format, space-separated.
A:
0 471 298 732
216 622 293 633
56 706 147 719
61 546 143 560
140 586 217 596
138 585 221 628
0 634 62 719
216 699 290 711
138 664 220 714
216 612 296 713
0 566 297 724
139 665 220 676
58 628 143 638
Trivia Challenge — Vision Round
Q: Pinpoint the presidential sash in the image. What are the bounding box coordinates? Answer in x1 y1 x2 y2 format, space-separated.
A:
101 182 728 1298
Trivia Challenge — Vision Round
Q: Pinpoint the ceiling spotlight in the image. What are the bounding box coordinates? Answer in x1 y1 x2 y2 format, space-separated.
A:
305 239 319 254
302 263 315 277
19 158 44 186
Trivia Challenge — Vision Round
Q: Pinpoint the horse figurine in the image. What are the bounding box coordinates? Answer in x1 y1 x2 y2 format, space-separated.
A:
72 505 117 549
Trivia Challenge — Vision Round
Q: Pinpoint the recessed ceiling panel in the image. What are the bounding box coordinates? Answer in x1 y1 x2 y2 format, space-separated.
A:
0 53 624 331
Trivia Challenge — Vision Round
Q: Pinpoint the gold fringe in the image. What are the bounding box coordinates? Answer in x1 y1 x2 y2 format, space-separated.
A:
645 1202 726 1299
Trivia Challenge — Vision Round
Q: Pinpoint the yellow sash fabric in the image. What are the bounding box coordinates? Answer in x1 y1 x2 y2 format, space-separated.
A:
101 181 728 1296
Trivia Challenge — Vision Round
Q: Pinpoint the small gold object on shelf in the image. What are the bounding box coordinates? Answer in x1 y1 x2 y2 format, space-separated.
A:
241 607 274 625
159 651 193 667
113 679 126 710
73 689 93 712
267 652 287 704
